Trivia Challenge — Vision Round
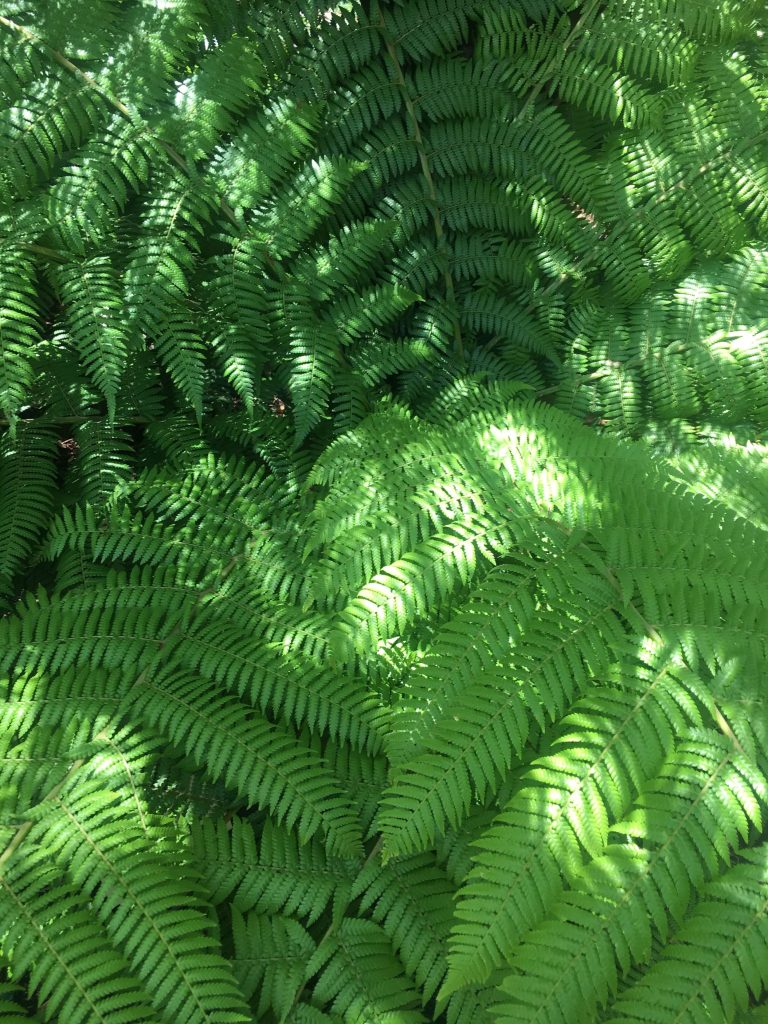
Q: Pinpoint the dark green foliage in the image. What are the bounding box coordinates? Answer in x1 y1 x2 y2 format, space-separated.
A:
1 1 768 1023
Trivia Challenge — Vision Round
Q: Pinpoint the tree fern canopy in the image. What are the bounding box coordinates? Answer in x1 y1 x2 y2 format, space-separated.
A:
1 1 768 1022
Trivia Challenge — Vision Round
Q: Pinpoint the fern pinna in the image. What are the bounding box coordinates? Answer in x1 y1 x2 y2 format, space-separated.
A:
1 1 768 1023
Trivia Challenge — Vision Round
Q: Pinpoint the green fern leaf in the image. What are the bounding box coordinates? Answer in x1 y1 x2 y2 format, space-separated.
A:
492 732 767 1024
0 249 39 424
602 844 768 1024
0 847 159 1024
28 776 251 1024
0 426 57 604
307 918 427 1024
53 256 128 420
231 909 314 1019
133 667 363 857
190 816 354 925
0 982 41 1022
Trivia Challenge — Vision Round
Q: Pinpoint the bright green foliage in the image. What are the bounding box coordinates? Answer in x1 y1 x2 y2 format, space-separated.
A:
601 845 768 1024
556 249 768 435
352 851 455 1002
190 817 354 925
0 851 161 1024
2 0 767 448
3 393 768 1021
1 1 768 1023
491 735 766 1022
0 250 39 425
52 256 128 421
27 776 251 1024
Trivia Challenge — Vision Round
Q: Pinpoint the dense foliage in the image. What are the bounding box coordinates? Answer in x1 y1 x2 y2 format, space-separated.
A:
1 1 768 1022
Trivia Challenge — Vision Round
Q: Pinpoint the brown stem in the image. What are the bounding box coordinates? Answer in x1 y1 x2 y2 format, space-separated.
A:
19 242 69 263
0 416 154 427
376 8 464 361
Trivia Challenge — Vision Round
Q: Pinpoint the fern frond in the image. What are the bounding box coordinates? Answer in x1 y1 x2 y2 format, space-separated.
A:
352 851 455 1002
47 117 160 254
162 611 387 754
492 731 766 1024
0 981 40 1022
53 256 128 420
287 320 339 445
2 5 768 1023
441 648 706 993
124 178 214 414
133 666 363 856
0 248 39 424
28 775 251 1024
164 35 264 161
376 564 628 859
0 846 159 1024
307 918 427 1024
0 426 57 604
65 419 134 506
602 843 768 1024
0 78 108 199
231 909 314 1019
190 816 355 925
205 240 271 416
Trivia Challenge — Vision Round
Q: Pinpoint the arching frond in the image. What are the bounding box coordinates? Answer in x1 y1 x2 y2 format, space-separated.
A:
1 3 767 1023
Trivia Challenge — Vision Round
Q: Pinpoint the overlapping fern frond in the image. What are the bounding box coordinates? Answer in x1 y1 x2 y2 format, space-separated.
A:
2 1 768 1023
1 0 765 448
0 388 766 1021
